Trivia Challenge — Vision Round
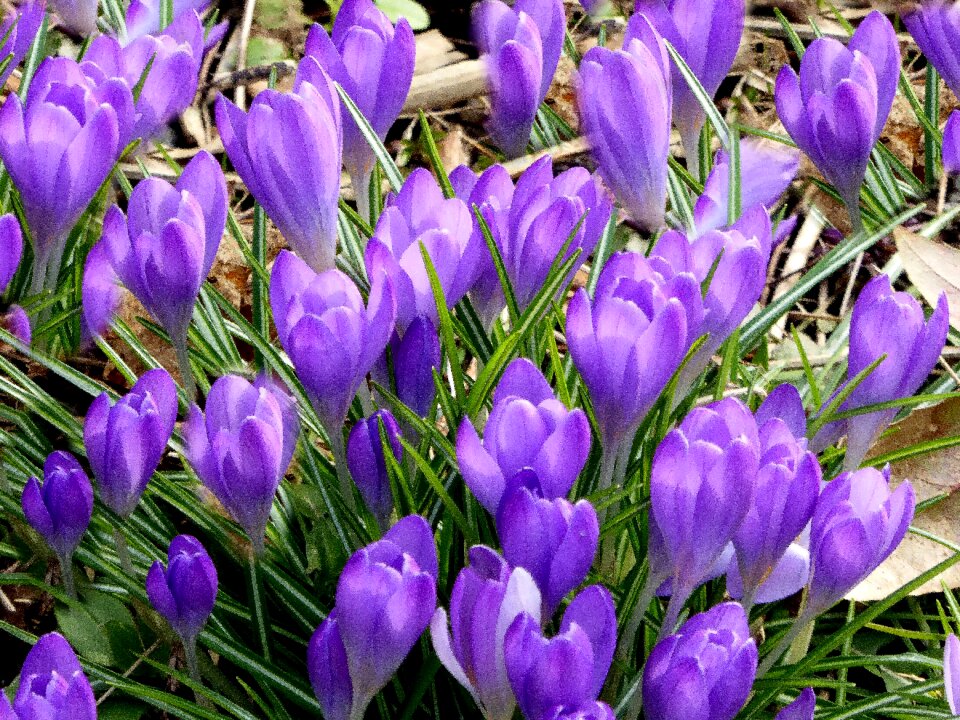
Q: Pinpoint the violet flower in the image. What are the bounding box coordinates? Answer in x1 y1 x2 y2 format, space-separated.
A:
430 545 542 720
124 0 214 42
0 0 44 89
0 633 95 720
21 451 93 597
373 315 442 422
457 358 591 516
577 16 671 231
146 534 217 646
775 11 899 224
0 213 30 345
308 515 438 720
902 2 960 99
80 240 120 345
946 634 960 716
48 0 96 37
944 110 960 176
550 702 615 720
216 56 342 272
184 374 299 554
347 409 403 526
775 688 815 720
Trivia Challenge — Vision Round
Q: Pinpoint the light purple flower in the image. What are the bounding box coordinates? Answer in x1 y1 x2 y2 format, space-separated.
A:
430 546 542 720
1 633 95 720
347 409 403 525
946 634 960 716
80 240 121 342
124 0 214 42
775 688 815 720
902 2 960 99
943 110 960 176
146 534 217 643
0 214 29 345
457 358 591 516
48 0 96 37
0 0 45 88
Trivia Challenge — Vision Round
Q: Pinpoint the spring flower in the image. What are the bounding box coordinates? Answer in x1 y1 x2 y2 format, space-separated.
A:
347 409 403 525
945 634 960 715
372 315 441 422
902 2 960 99
0 213 30 344
0 633 96 720
430 546 542 720
146 535 217 647
943 111 960 176
48 0 97 37
775 688 815 720
0 1 45 88
124 0 213 42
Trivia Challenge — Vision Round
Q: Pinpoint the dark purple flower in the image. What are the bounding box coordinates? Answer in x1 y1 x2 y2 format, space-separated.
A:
80 240 120 342
0 212 23 293
804 466 914 618
21 451 93 566
457 358 591 515
386 316 441 420
642 602 757 720
184 374 299 553
775 688 815 720
84 368 177 518
0 0 44 88
146 534 217 643
944 110 960 176
946 634 960 716
430 546 542 720
497 470 599 616
776 11 899 211
216 57 342 272
504 585 616 720
3 305 31 345
347 409 403 525
1 633 95 720
308 516 438 720
902 2 960 99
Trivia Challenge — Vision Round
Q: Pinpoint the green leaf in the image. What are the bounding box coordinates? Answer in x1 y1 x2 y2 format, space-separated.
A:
663 39 730 148
334 82 404 192
375 0 429 30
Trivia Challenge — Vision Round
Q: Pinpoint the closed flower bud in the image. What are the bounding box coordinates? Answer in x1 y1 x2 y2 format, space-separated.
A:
1 633 96 720
0 214 30 344
21 451 93 565
49 0 98 35
775 687 815 720
902 2 960 99
943 111 960 176
146 534 217 643
347 410 403 525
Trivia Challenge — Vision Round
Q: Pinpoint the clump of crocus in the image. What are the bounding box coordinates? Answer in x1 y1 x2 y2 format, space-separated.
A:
457 358 591 516
776 11 899 228
643 602 757 720
811 274 948 470
431 546 542 720
184 374 299 555
902 2 960 99
505 585 617 720
0 56 134 295
0 0 44 88
0 632 96 720
146 535 217 682
636 0 745 175
473 0 564 157
0 213 30 345
217 56 342 272
89 149 227 397
21 451 93 598
304 0 414 219
945 634 960 716
347 409 403 527
308 515 438 720
497 470 599 616
577 15 671 231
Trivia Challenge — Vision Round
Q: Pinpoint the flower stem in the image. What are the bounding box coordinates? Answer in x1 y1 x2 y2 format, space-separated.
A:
59 555 76 599
174 338 197 403
248 552 271 661
619 572 659 661
757 615 813 677
657 585 689 642
328 425 356 512
113 526 135 577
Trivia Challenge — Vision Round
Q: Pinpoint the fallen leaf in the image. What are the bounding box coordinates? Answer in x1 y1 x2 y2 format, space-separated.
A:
895 227 960 332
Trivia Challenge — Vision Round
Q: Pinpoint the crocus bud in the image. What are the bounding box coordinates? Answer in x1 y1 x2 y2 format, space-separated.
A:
430 546 542 720
946 634 960 716
566 251 702 452
308 516 438 720
49 0 97 36
146 535 217 645
0 213 30 345
373 315 442 422
216 57 342 272
184 375 299 553
0 1 44 89
812 274 948 470
304 0 414 187
804 466 914 618
649 398 759 622
775 11 899 212
636 0 744 164
124 0 214 42
364 169 478 333
96 150 227 345
0 633 96 720
642 602 757 720
84 368 178 518
497 471 599 616
3 305 31 345
457 358 591 515
80 240 121 342
944 111 960 176
577 16 671 231
347 410 403 525
21 451 93 566
775 687 815 720
270 249 395 435
505 585 617 720
902 2 960 99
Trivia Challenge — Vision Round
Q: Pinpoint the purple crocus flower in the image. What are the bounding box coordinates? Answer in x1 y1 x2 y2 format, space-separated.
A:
184 374 299 554
902 2 960 99
775 11 899 215
0 213 30 345
365 168 479 333
124 0 213 42
94 150 226 348
944 111 960 176
803 466 914 619
304 0 414 211
48 0 96 37
21 451 93 596
504 585 617 720
457 358 591 516
308 515 438 720
946 634 960 716
80 240 120 343
347 409 403 526
648 398 760 631
0 633 96 720
452 157 612 327
373 315 442 422
84 368 177 518
0 56 134 294
550 702 616 720
146 534 217 646
642 602 757 720
775 688 815 720
430 546 542 720
0 0 45 89
577 16 671 231
497 470 599 616
566 251 702 454
636 0 745 168
216 56 342 272
812 274 949 470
